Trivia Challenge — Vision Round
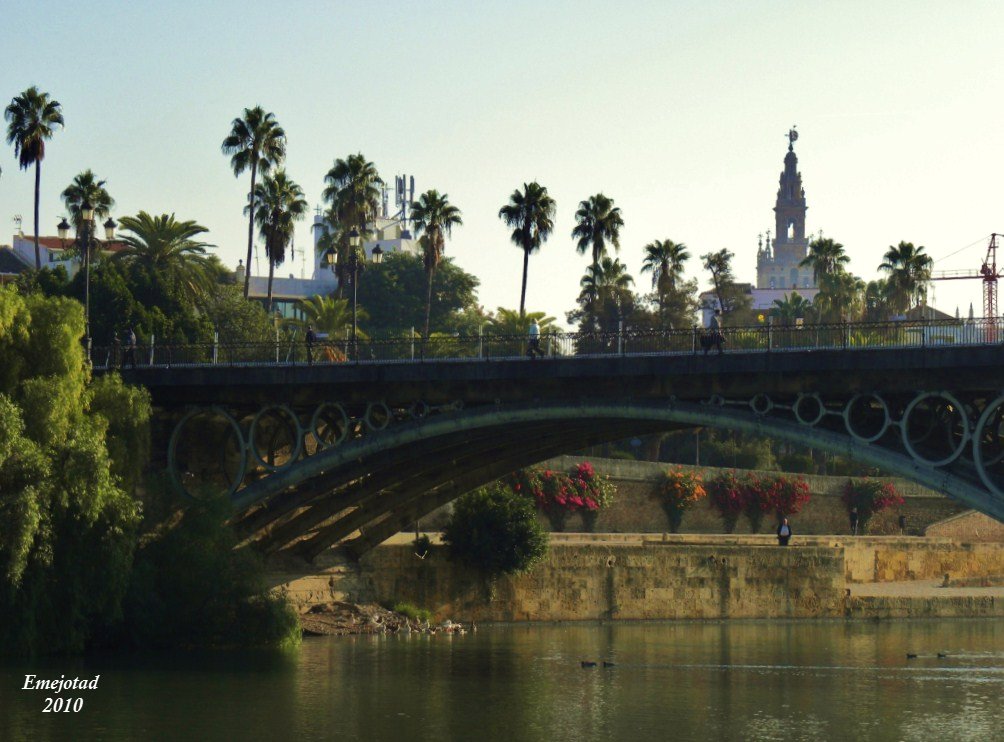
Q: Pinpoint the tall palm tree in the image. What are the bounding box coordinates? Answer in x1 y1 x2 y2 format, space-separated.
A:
800 237 849 284
322 153 382 232
249 170 308 311
61 169 114 235
498 182 556 317
221 106 286 298
5 86 64 269
572 193 623 270
410 189 463 339
322 153 382 297
879 241 932 315
641 239 689 312
114 212 215 303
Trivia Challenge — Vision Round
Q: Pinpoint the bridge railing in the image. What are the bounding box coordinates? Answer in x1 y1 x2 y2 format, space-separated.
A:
88 317 1001 369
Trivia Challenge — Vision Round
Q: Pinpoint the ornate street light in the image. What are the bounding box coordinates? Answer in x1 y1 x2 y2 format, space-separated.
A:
57 217 70 242
103 217 117 241
349 228 361 358
80 199 95 362
371 244 384 264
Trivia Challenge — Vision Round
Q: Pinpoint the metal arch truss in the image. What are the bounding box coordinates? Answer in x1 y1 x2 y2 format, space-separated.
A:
167 390 1004 560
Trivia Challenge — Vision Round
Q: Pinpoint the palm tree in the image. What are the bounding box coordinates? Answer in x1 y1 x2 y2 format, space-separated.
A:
641 239 689 312
322 153 382 232
863 279 890 322
572 193 624 270
248 170 308 311
498 182 556 317
114 212 215 303
800 237 849 284
221 106 286 298
489 307 558 335
769 292 814 326
879 241 933 315
322 153 382 297
297 295 368 338
579 256 634 305
61 169 114 235
816 271 865 323
410 189 463 339
5 86 64 269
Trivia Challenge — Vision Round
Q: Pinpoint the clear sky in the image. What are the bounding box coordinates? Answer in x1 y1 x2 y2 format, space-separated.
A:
2 0 1003 325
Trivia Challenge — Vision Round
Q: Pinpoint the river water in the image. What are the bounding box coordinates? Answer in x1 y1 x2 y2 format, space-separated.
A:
2 620 1002 741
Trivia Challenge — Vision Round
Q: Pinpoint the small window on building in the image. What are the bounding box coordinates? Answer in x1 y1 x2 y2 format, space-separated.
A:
787 220 795 240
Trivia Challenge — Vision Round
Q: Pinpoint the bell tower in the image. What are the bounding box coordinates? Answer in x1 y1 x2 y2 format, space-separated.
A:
756 127 815 289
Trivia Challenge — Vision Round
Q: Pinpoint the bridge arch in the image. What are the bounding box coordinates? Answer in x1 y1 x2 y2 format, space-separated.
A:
203 395 1004 560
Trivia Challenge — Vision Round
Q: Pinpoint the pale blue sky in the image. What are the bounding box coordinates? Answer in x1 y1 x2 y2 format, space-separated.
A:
2 0 1003 323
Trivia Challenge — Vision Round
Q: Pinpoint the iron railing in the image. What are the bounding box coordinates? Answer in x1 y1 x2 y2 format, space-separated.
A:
90 317 1003 370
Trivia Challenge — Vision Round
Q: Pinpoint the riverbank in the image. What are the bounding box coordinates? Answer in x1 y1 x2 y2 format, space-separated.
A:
270 533 1004 624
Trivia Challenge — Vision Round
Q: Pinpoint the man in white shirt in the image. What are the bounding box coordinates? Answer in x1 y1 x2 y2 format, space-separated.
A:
527 319 541 359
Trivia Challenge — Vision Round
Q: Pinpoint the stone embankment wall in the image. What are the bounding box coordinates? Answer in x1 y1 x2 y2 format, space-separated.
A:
274 536 1004 620
925 511 1004 542
358 542 846 622
536 456 967 536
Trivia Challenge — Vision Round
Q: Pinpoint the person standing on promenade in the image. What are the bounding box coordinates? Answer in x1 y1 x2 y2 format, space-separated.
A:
850 506 859 536
709 309 724 355
305 324 316 365
777 517 792 546
124 327 137 369
527 318 541 359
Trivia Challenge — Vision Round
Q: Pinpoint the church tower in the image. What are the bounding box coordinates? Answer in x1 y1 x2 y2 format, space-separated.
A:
756 128 815 290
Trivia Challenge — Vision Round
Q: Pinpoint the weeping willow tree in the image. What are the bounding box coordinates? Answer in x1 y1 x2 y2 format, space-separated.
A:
0 287 149 655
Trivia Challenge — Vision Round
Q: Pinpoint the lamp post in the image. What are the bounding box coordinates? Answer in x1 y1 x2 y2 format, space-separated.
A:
371 244 384 264
349 228 360 359
75 201 115 363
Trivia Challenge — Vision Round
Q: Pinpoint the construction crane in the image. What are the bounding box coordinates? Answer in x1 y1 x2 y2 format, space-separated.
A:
931 234 1002 333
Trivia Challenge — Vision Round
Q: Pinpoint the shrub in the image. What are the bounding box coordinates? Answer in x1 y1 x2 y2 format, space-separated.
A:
742 473 774 533
705 470 747 533
652 466 706 532
841 478 904 533
768 475 811 519
393 602 433 623
443 483 548 576
506 461 615 531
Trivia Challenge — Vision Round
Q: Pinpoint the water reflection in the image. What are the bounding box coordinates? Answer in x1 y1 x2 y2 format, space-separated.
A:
1 620 1001 740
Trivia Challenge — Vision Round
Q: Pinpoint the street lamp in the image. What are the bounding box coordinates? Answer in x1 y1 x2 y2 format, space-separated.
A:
349 227 361 358
80 199 95 361
76 201 115 363
371 244 383 264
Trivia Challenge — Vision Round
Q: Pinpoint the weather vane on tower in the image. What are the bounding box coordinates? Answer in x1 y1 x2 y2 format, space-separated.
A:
787 125 798 151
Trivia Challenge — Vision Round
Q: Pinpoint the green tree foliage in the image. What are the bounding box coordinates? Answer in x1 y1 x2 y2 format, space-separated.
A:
0 288 145 655
566 257 657 339
203 284 275 344
61 168 114 235
355 252 480 336
248 170 308 310
498 182 556 316
641 239 698 328
572 192 623 269
221 106 287 298
5 86 64 269
443 484 548 577
700 248 754 323
879 241 933 315
768 291 814 325
322 153 382 297
799 237 849 284
122 495 300 650
114 211 216 306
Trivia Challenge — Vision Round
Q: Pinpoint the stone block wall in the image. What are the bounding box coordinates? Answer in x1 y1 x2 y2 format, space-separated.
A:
842 539 1004 583
357 542 846 622
925 511 1004 542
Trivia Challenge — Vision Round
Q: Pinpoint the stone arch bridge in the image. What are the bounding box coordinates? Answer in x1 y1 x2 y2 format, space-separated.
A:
126 342 1004 560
